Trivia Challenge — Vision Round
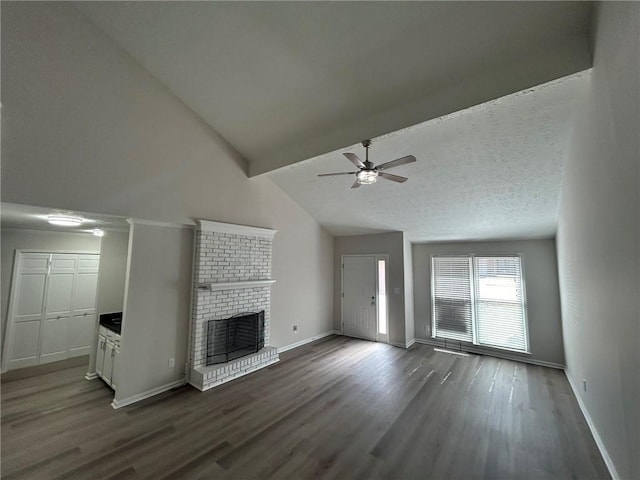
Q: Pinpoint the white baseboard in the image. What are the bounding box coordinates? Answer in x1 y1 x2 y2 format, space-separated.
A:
278 330 340 353
413 338 565 369
84 371 98 380
389 338 415 349
565 372 620 480
111 379 186 409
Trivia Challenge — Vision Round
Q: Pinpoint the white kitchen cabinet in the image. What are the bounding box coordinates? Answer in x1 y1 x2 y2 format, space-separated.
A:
103 340 114 384
96 325 120 388
95 333 106 377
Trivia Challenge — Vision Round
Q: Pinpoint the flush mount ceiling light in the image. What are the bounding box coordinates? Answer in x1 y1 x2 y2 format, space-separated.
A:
47 214 84 227
92 228 105 237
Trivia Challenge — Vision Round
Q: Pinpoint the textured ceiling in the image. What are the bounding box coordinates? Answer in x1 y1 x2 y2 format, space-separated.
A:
76 1 593 175
268 73 590 242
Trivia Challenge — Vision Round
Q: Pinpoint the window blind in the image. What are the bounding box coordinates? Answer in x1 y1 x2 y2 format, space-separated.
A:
432 256 474 342
474 256 527 352
431 254 528 354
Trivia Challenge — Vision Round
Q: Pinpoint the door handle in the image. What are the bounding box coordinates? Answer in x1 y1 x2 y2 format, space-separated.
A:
371 296 376 307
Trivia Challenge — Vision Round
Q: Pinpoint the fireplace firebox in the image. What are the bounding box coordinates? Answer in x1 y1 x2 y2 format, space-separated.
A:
206 311 265 365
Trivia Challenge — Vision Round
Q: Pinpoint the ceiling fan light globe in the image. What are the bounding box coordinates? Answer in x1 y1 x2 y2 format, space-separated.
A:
357 170 378 185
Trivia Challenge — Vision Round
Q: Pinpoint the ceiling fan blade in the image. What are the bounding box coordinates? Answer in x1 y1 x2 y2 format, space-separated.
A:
376 155 416 171
351 180 361 189
343 152 365 168
317 172 357 177
378 172 408 183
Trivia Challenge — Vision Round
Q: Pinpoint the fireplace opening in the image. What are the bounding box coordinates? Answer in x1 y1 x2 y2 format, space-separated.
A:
206 310 265 365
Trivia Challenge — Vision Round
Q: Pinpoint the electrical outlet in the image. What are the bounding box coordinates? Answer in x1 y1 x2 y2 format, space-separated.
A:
583 379 587 392
168 357 175 368
293 325 298 333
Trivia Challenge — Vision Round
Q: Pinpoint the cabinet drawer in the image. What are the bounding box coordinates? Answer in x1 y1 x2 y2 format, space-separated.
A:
105 329 121 341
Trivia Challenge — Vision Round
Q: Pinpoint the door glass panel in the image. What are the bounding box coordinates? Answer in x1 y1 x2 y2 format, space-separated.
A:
377 260 387 335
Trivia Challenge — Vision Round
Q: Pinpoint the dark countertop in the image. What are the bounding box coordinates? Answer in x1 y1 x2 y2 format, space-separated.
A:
99 312 122 335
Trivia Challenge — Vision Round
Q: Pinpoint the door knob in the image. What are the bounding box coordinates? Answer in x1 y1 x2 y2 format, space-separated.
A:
371 296 376 307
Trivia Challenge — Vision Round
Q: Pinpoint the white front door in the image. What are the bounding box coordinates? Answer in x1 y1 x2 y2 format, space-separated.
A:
342 256 377 341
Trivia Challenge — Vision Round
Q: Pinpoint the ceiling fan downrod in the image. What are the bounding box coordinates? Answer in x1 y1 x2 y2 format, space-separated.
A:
362 139 372 168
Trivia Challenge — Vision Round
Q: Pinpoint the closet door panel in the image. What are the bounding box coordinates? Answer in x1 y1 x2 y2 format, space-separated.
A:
10 321 41 368
69 254 99 357
45 274 74 313
68 313 95 357
74 273 98 311
6 254 49 369
40 314 70 363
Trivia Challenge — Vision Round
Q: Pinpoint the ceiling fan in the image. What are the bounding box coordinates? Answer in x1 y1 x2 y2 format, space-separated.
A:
318 140 416 188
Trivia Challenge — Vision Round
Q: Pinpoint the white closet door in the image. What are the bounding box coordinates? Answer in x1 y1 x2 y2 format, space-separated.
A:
6 254 49 369
41 254 77 363
69 255 99 357
5 252 100 370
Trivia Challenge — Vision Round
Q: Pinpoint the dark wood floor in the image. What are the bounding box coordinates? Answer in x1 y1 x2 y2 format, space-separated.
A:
1 336 609 479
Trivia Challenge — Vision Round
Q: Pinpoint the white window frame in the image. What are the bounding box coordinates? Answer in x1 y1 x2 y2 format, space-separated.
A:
431 253 529 354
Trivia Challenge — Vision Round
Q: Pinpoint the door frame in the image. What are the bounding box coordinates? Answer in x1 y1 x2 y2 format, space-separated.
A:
340 254 389 343
2 249 100 373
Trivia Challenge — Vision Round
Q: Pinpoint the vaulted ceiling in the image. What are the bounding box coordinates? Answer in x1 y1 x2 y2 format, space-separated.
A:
72 1 594 241
77 2 593 175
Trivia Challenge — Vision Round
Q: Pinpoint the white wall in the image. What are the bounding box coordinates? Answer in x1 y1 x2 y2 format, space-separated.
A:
412 239 565 366
115 223 193 404
266 190 334 346
1 3 333 401
1 228 101 356
334 232 408 346
556 3 639 478
96 230 129 315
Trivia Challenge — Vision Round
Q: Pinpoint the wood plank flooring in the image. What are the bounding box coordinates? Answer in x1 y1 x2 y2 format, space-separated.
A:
1 336 609 479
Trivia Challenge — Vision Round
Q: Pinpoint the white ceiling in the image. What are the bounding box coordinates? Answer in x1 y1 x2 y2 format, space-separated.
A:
76 1 593 175
1 203 129 235
268 73 590 242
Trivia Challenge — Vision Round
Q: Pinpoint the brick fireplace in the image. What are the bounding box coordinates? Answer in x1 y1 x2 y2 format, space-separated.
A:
189 220 279 391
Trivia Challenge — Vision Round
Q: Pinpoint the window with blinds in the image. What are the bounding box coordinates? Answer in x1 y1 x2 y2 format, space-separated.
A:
431 255 528 353
432 256 474 342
